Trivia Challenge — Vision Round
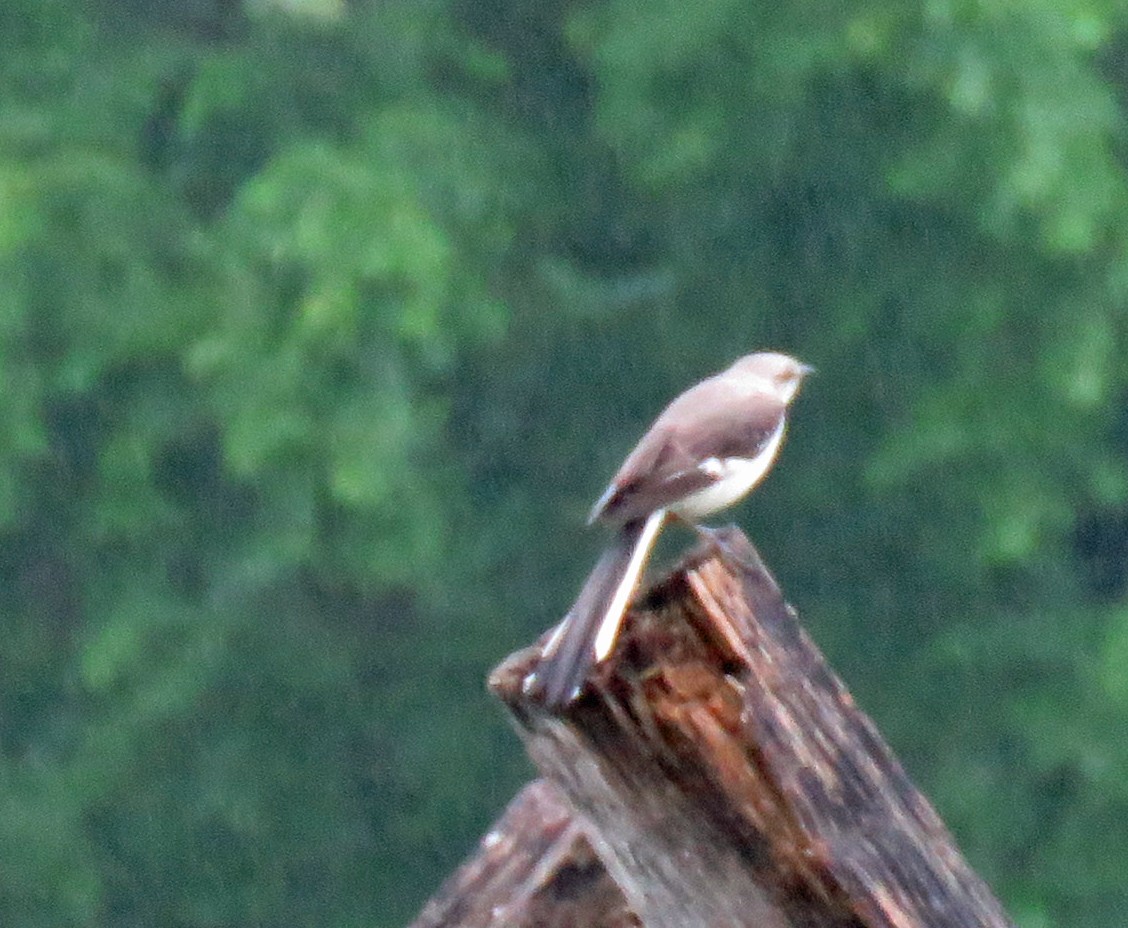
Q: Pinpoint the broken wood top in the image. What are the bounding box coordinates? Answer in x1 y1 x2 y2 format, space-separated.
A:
488 528 1014 928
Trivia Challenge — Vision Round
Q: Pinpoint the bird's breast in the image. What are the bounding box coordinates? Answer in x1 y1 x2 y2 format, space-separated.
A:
668 421 786 520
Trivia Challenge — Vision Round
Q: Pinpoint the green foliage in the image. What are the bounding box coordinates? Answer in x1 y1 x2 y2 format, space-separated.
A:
1 0 1128 926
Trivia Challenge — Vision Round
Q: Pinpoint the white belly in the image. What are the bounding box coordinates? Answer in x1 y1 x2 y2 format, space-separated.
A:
669 421 785 520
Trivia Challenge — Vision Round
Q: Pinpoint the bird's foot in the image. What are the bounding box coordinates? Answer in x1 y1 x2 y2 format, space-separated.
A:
691 523 755 568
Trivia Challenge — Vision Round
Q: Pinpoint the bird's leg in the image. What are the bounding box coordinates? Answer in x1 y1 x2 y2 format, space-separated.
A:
671 515 756 568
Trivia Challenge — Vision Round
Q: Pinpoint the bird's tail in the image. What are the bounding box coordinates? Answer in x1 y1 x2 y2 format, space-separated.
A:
533 510 666 708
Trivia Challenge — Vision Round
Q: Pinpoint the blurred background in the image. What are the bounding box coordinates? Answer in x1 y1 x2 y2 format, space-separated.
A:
2 0 1128 925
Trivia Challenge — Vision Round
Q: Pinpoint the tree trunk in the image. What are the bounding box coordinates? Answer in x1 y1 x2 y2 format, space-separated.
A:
412 528 1015 928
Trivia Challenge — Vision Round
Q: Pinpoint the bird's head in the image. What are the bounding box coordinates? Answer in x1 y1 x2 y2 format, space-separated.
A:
729 351 814 404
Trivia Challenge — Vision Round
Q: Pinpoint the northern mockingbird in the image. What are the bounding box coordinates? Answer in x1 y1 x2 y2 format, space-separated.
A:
532 351 812 708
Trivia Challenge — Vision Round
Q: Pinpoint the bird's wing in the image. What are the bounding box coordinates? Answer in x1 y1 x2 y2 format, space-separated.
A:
589 379 786 525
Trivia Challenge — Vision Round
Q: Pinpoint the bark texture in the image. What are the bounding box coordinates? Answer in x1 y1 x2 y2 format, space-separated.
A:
408 779 637 928
413 528 1015 928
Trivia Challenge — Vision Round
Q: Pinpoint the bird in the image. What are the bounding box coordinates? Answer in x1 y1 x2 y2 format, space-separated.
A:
531 351 812 708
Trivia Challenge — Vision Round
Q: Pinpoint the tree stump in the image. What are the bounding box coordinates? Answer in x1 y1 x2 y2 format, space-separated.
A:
411 528 1015 928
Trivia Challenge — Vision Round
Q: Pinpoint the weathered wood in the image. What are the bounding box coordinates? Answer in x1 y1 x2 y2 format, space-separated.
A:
408 779 638 928
487 528 1015 928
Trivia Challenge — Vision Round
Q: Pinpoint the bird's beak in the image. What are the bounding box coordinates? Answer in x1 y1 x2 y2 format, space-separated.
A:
799 363 816 377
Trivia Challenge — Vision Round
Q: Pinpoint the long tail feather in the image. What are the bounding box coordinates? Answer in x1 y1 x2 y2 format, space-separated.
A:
533 510 666 708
